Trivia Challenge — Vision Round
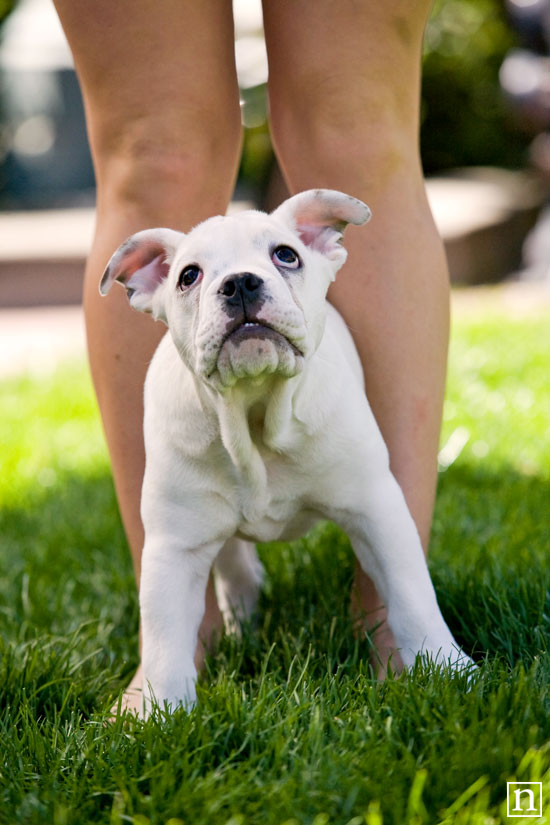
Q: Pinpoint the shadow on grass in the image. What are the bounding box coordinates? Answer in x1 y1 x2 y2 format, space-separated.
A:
0 459 548 712
432 462 550 667
0 469 138 716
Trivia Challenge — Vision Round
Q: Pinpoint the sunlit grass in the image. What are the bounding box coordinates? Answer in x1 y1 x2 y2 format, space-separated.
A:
1 305 549 824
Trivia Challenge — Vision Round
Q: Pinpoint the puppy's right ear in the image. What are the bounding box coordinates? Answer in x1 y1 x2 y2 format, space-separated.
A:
100 228 183 319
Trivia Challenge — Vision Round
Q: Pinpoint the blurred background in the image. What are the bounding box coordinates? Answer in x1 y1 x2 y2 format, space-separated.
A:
0 0 549 371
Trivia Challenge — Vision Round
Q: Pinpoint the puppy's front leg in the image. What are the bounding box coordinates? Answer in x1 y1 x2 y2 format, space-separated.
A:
140 538 221 716
335 473 473 672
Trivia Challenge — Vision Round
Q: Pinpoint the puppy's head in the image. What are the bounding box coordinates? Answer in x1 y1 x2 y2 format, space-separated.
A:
100 189 370 390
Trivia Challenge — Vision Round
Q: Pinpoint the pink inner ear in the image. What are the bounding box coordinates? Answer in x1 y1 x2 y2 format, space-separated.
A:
126 254 169 296
101 227 182 299
119 243 161 276
295 223 344 255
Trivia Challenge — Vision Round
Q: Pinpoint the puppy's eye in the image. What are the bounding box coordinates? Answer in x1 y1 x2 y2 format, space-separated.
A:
272 246 301 269
178 265 202 290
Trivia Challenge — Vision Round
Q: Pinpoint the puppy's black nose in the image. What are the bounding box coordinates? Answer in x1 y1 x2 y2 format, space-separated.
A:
219 273 264 307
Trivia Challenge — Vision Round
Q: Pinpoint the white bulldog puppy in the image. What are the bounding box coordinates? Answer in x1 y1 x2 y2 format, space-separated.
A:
101 189 473 716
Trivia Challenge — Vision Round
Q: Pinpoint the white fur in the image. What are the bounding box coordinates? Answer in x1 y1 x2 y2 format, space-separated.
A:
101 189 474 716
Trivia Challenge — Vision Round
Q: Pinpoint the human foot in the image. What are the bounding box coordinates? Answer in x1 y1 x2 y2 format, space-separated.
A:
350 562 404 679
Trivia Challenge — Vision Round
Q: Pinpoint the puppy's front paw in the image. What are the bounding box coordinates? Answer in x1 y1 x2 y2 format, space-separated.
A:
141 668 198 718
420 642 477 679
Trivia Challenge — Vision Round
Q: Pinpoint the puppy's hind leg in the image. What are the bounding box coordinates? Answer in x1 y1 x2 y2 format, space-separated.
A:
335 471 475 675
214 537 265 636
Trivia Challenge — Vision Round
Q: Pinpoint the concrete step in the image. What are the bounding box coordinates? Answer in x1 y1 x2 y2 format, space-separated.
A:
0 169 545 308
427 167 544 286
0 199 255 307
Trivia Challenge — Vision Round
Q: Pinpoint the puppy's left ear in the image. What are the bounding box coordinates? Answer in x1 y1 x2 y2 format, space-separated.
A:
272 189 371 270
99 228 183 319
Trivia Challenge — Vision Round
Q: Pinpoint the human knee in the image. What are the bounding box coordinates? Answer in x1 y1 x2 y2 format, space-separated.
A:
90 102 243 213
271 77 420 188
268 42 428 196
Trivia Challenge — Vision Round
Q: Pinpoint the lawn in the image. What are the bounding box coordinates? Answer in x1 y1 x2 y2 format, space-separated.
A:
1 293 549 825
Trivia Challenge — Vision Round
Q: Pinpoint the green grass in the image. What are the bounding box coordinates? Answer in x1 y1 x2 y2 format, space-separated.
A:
1 305 550 825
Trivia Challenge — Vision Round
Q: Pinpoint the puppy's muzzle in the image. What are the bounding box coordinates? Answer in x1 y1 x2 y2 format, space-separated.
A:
219 273 264 312
205 270 305 386
217 270 301 355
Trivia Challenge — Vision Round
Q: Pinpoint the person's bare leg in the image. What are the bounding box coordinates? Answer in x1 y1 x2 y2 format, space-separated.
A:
263 0 449 674
54 0 242 708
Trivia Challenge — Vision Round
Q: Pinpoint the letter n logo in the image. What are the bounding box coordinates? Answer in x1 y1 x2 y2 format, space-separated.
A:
507 782 542 817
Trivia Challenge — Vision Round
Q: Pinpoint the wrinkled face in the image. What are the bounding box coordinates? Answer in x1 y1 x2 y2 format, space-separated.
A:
165 211 334 389
100 189 371 391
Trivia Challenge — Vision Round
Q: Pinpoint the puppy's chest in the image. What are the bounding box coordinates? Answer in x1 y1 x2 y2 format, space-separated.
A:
230 434 321 543
235 460 321 543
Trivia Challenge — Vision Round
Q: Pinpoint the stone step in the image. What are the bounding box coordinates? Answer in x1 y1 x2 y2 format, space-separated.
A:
0 169 544 307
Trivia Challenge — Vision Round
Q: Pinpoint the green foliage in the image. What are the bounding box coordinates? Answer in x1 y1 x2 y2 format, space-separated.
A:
0 0 14 27
421 0 528 172
239 0 529 191
1 307 550 823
